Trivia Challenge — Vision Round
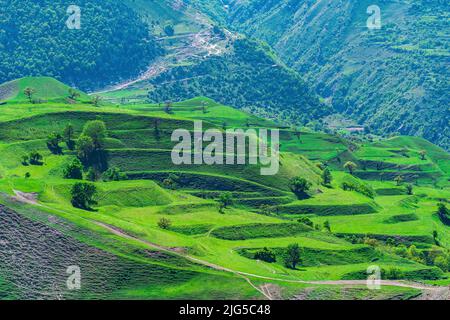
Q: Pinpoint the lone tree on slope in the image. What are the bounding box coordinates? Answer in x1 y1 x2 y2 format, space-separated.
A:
284 244 301 269
344 161 357 175
24 87 36 103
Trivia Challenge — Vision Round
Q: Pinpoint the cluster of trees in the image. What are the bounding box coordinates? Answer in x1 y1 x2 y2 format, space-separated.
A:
162 173 180 190
60 120 126 210
298 217 331 232
0 0 162 91
45 122 78 155
346 232 450 272
49 120 108 176
395 243 450 273
75 120 108 170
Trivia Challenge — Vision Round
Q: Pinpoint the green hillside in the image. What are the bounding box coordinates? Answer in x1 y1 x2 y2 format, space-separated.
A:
144 38 330 124
0 77 448 299
196 0 449 150
99 1 332 127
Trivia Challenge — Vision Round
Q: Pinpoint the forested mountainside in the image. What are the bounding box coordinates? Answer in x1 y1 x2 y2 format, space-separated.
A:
144 38 331 124
189 0 450 150
0 0 162 91
120 0 330 125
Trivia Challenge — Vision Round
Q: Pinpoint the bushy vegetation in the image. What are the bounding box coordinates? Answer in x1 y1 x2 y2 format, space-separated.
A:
76 120 108 171
254 247 276 263
157 217 172 230
437 203 450 226
289 177 311 199
63 158 83 180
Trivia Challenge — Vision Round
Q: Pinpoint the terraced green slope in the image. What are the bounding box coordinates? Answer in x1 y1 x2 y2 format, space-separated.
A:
0 77 448 299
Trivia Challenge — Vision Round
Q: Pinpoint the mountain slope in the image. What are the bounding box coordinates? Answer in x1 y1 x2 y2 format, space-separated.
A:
0 0 162 91
196 0 450 150
102 1 333 125
143 37 331 124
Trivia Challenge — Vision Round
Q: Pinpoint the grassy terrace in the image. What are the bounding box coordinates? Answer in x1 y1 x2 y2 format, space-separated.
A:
0 77 448 299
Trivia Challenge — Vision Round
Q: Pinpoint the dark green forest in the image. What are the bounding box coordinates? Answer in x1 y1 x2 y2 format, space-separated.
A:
0 0 162 91
147 38 331 125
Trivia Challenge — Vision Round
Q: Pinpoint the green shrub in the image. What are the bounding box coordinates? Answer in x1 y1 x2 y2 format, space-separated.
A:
289 177 311 199
158 218 172 230
162 173 180 190
384 267 404 280
63 159 83 180
437 203 450 226
86 167 97 182
102 167 128 182
254 247 276 263
46 132 63 154
63 124 75 150
321 168 332 185
70 182 97 210
29 151 43 165
434 256 449 272
297 217 314 228
164 25 175 36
